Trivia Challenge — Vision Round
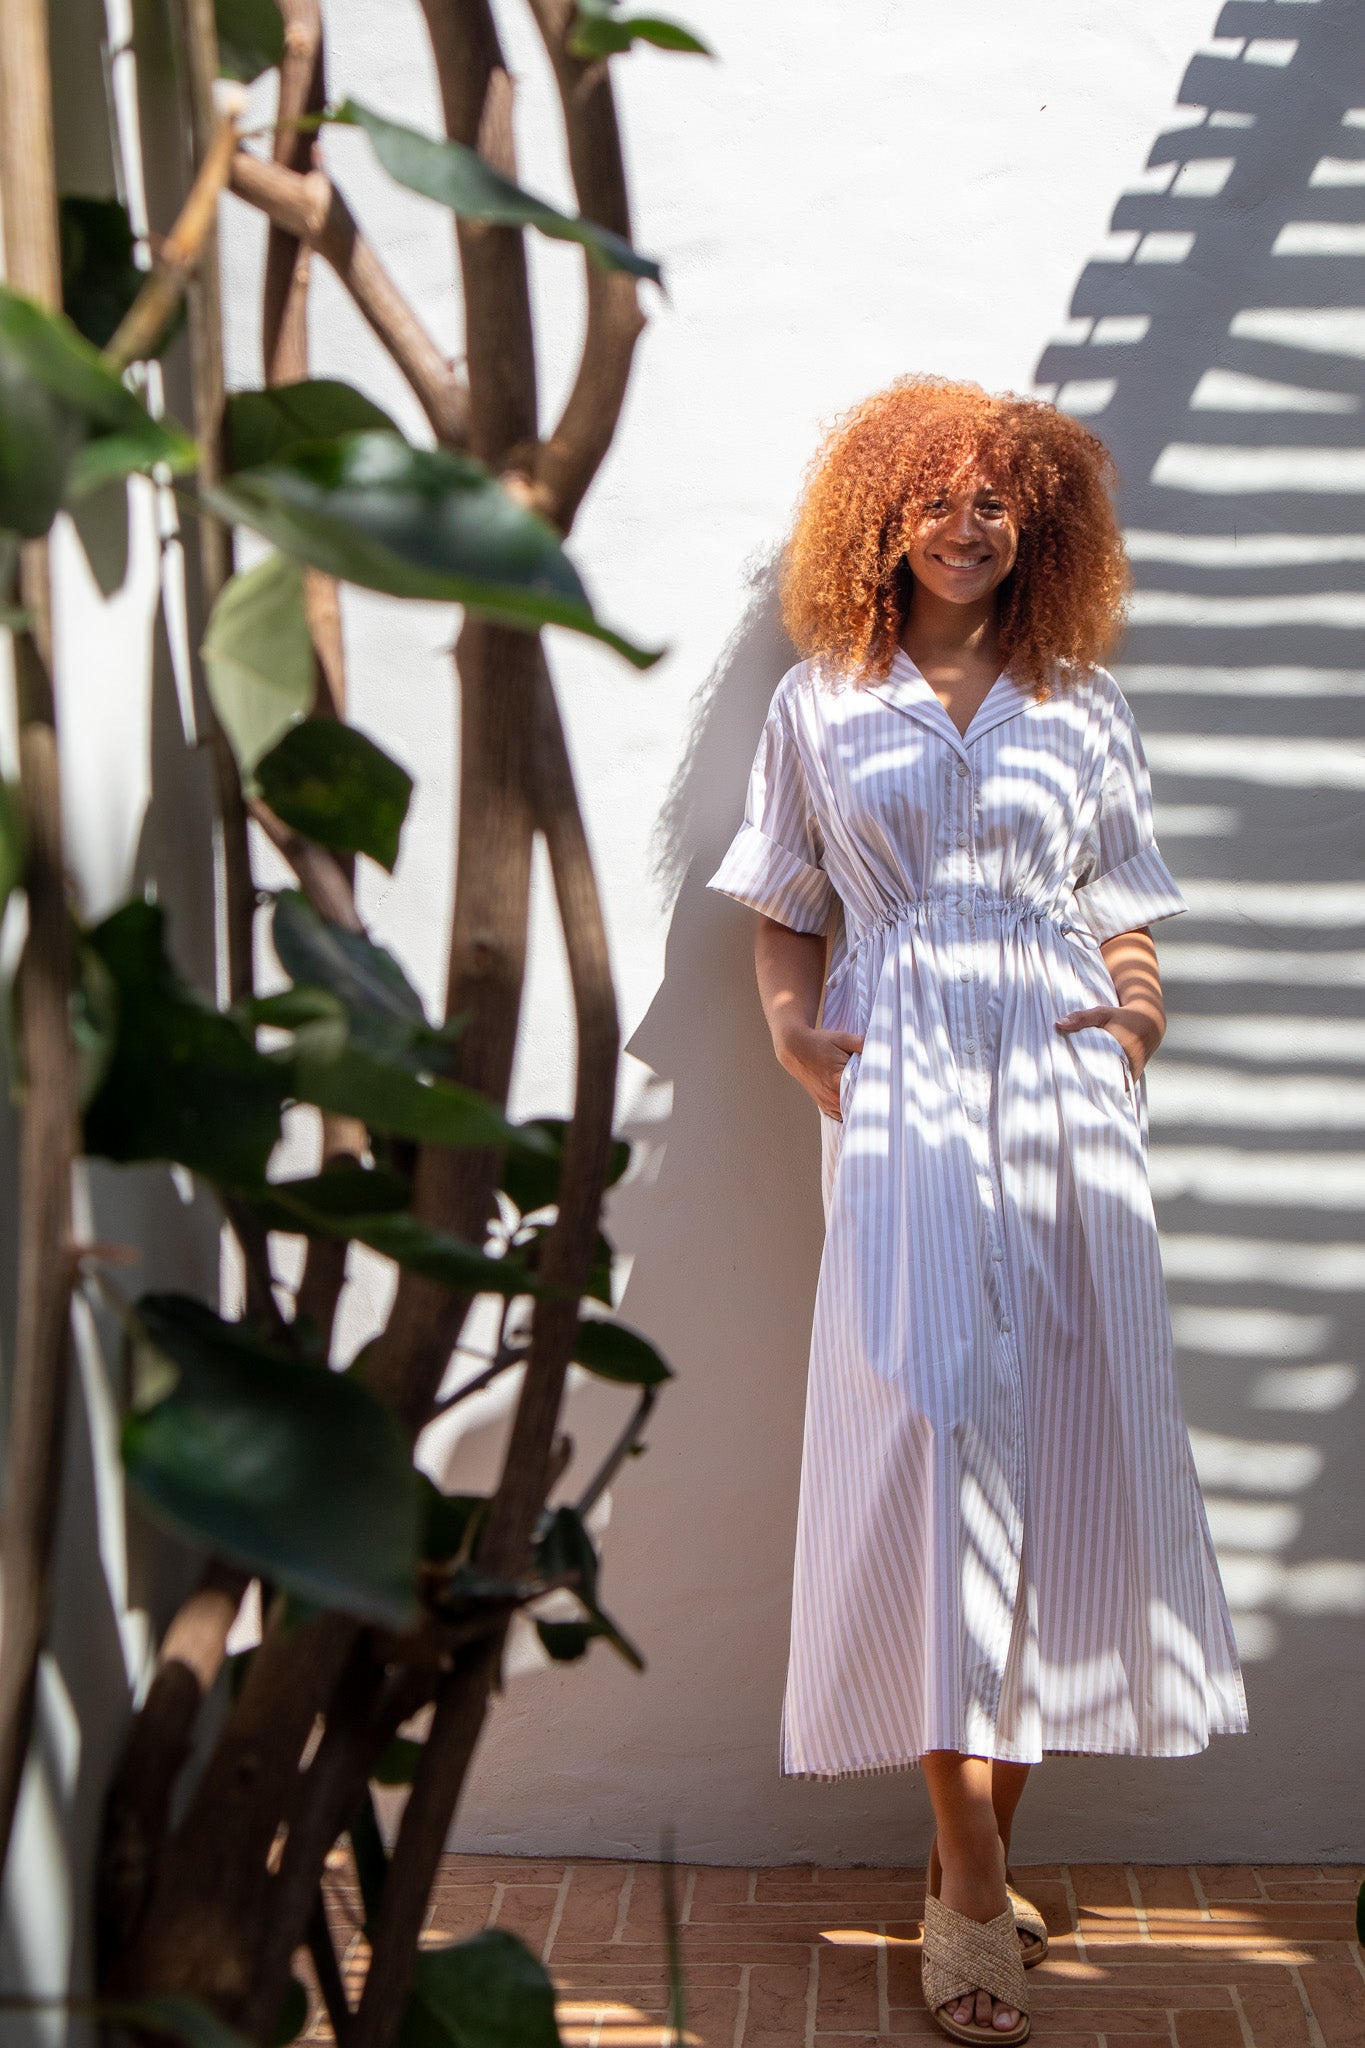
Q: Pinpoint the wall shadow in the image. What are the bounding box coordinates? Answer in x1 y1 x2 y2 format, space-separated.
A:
1022 0 1365 1854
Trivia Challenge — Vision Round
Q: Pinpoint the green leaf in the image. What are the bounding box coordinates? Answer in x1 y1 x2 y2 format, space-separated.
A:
534 1617 597 1662
205 430 660 669
336 99 661 285
419 1476 488 1564
373 1734 425 1785
568 0 711 58
0 334 83 536
215 0 285 80
0 286 196 483
345 1213 540 1298
289 1038 525 1152
82 900 283 1183
572 1315 672 1387
201 554 316 775
270 1978 309 2048
272 890 427 1030
533 1506 644 1670
0 780 24 916
398 1929 562 2048
256 718 413 871
248 1160 412 1231
99 1993 255 2048
124 1292 422 1626
500 1119 631 1219
71 936 119 1111
226 378 400 472
59 195 154 353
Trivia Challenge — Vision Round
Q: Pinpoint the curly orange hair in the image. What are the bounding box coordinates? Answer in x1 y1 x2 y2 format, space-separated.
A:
780 376 1129 696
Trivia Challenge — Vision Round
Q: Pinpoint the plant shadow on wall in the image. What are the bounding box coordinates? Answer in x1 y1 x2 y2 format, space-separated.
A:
1028 0 1365 1840
634 0 1364 1861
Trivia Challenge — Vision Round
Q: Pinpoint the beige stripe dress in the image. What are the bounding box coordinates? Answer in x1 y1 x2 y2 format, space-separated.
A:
707 652 1248 1776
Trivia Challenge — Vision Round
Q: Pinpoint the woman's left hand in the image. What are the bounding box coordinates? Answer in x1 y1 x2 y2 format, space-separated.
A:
1055 1004 1161 1081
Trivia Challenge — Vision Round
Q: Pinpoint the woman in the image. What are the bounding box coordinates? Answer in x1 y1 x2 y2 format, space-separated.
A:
705 378 1247 2045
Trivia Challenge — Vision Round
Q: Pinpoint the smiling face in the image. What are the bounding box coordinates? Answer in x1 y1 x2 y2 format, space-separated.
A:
903 470 1019 610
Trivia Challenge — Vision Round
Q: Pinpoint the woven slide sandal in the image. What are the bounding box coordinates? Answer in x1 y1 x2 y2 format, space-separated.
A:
1004 1873 1048 1967
921 1892 1030 2045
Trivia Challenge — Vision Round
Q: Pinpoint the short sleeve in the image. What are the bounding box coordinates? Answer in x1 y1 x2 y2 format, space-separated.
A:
1072 693 1188 943
705 680 836 935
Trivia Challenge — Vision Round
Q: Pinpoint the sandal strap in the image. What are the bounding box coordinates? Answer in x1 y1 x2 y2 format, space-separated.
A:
1004 1881 1047 1942
921 1894 1029 2017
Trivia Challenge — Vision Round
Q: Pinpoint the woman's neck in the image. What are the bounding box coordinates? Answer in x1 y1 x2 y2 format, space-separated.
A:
898 589 1002 676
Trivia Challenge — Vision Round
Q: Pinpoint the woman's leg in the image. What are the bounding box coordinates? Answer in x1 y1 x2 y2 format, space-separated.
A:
921 1751 1022 2033
990 1760 1032 1862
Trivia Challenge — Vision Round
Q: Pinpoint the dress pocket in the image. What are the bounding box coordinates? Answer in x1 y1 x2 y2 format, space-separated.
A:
838 1048 862 1121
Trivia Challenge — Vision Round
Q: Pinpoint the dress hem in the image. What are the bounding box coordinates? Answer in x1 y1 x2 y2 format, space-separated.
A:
781 1725 1251 1782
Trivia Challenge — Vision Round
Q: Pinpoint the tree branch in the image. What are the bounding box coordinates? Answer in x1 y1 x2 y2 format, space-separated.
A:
262 0 324 385
0 0 79 1887
229 152 470 450
105 110 240 374
523 0 647 531
247 794 364 932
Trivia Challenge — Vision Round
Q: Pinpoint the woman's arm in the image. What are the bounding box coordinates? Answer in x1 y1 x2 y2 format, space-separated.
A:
754 915 864 1120
1055 925 1167 1079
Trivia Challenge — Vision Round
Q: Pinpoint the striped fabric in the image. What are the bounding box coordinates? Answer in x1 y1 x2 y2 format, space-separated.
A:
706 650 1248 1776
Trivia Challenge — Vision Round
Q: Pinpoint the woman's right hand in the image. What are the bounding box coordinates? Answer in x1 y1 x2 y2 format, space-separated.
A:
774 1021 865 1121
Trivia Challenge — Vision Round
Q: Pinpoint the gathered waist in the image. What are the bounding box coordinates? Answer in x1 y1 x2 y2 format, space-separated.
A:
827 890 1093 990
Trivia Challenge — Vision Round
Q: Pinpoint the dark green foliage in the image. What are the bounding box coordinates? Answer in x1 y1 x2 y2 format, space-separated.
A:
336 99 662 284
123 1294 422 1626
255 718 414 871
572 1315 673 1386
534 1506 643 1670
214 0 285 81
398 1930 562 2048
82 901 283 1184
225 379 401 473
206 429 659 666
59 196 155 353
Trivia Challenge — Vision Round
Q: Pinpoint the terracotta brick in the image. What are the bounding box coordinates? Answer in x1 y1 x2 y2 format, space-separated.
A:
1300 1960 1365 2048
743 1960 813 2037
1194 1866 1264 1901
1236 1978 1314 2048
680 1985 741 2046
1069 1863 1140 1909
492 1882 560 1953
753 1865 817 1899
1263 1879 1360 1902
815 1941 881 2031
1173 2013 1245 2047
811 1865 928 1895
689 1867 754 1909
1134 1865 1200 1911
423 1882 498 1937
553 1863 633 1946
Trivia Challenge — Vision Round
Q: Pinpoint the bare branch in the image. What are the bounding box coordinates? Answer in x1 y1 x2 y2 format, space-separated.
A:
263 0 324 384
523 0 647 530
97 1564 248 1963
307 1889 354 2046
105 111 240 373
417 0 536 466
247 794 364 932
575 1386 657 1519
229 152 470 450
0 0 77 1885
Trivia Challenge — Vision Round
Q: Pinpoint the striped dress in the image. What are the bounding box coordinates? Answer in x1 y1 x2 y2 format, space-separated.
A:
706 650 1248 1776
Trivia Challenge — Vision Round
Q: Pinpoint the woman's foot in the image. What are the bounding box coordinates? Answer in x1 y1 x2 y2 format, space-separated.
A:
929 1833 1023 2033
928 1836 1036 1960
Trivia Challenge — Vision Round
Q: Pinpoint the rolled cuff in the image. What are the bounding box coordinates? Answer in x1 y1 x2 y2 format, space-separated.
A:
1073 844 1189 944
706 821 835 935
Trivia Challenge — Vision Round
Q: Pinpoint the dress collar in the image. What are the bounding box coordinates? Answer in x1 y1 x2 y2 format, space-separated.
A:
866 646 1034 753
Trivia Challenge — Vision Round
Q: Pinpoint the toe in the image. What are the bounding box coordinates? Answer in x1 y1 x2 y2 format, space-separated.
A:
993 2004 1021 2032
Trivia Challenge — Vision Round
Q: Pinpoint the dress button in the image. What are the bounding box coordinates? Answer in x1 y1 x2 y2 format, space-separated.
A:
1000 1316 1013 1335
959 968 971 982
956 764 970 780
956 833 969 848
992 1245 1004 1261
963 1038 978 1054
957 897 971 913
967 1105 982 1123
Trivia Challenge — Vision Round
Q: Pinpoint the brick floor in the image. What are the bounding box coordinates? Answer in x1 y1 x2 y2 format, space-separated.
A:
306 1856 1365 2046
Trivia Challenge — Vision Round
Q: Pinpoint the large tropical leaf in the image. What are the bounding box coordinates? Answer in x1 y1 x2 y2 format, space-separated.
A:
124 1293 422 1626
397 1930 562 2048
248 1172 541 1299
255 718 413 871
336 99 661 285
83 900 283 1184
201 553 316 775
569 0 711 58
226 378 400 473
205 430 658 667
